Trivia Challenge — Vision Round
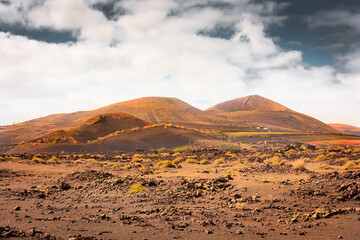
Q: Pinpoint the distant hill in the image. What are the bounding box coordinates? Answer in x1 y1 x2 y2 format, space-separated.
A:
0 97 214 145
30 113 152 144
0 95 340 150
206 94 288 112
8 124 210 154
328 124 360 136
206 95 337 133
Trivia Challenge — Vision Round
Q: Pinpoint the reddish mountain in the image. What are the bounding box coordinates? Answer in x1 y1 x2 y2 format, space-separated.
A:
0 97 213 145
30 113 151 144
206 95 337 133
8 124 211 154
328 124 360 136
207 95 288 112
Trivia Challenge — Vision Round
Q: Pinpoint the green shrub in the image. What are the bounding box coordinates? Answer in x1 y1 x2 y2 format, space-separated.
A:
173 146 194 152
156 147 167 153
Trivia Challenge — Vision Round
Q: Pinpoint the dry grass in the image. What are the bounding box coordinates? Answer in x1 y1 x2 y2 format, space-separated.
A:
292 159 306 170
235 203 246 210
155 160 174 168
171 157 183 165
342 161 360 170
316 163 333 169
184 159 199 164
214 158 225 165
264 156 286 165
199 159 210 164
314 154 326 161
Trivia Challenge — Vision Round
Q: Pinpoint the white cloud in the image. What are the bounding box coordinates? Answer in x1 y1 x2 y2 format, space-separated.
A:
0 0 359 126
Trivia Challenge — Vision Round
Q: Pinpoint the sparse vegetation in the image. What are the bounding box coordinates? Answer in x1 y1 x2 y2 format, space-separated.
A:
128 183 146 195
342 161 360 170
199 159 210 164
235 203 246 210
184 159 199 164
173 146 194 152
316 163 333 169
314 154 326 161
171 157 183 165
155 160 174 168
264 156 286 165
156 147 167 153
214 158 225 165
292 159 306 170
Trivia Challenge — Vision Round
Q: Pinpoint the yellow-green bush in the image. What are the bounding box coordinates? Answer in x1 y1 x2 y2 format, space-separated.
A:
314 154 326 161
128 183 146 195
171 157 183 165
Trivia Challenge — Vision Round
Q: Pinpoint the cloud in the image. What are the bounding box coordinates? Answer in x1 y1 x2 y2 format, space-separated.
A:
0 0 359 126
307 10 360 32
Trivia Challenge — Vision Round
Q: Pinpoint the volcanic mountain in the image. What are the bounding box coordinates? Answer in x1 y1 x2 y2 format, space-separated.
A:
207 94 289 112
0 97 214 145
30 113 152 144
328 124 360 136
206 95 337 133
8 124 211 154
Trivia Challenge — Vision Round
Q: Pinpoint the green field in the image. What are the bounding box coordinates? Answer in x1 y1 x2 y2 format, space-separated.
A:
225 132 304 137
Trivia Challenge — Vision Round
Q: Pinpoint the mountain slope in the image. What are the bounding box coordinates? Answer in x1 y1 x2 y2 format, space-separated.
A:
30 113 152 144
8 125 210 154
207 95 289 112
206 95 337 133
0 97 213 145
328 124 360 136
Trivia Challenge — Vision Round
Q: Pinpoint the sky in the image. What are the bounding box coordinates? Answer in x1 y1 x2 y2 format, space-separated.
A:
0 0 359 127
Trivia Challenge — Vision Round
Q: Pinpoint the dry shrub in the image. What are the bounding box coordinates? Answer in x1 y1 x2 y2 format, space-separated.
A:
292 159 306 170
342 161 360 170
214 158 225 165
327 152 338 157
155 160 174 168
316 163 333 169
235 203 246 210
285 149 296 156
260 154 271 159
264 156 286 165
314 154 326 161
171 157 183 165
200 159 210 164
225 152 237 158
184 159 198 164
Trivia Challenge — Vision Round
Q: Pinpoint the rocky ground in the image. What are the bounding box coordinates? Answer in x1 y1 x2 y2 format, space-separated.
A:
0 145 360 239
